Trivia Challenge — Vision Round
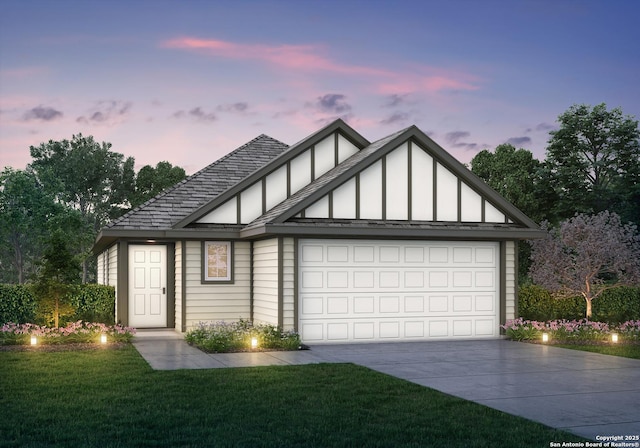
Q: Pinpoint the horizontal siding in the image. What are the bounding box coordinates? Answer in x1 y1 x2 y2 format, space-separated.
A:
184 241 250 330
253 238 279 326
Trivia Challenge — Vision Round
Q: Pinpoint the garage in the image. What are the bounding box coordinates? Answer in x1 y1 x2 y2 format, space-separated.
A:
298 239 499 343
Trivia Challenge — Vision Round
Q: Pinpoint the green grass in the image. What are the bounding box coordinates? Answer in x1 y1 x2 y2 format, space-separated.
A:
555 343 640 359
0 346 586 448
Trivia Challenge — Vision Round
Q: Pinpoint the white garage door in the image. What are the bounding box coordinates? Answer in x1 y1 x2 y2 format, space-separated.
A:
298 239 499 343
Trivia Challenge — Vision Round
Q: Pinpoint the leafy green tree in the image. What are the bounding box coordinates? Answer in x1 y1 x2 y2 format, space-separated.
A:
33 229 82 327
470 143 543 222
28 134 136 281
130 161 186 208
470 144 543 282
0 169 54 283
544 103 640 225
530 211 640 319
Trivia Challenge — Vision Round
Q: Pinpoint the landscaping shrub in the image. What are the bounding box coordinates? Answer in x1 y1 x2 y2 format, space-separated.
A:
0 284 37 324
518 284 640 324
0 321 136 345
68 284 115 325
185 319 302 353
0 283 115 326
502 318 640 343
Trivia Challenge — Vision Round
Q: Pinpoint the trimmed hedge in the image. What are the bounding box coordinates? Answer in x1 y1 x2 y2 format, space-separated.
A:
0 284 115 326
0 285 37 325
519 284 640 323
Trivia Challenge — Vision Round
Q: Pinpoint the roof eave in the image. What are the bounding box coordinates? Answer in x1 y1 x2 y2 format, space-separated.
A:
241 223 546 241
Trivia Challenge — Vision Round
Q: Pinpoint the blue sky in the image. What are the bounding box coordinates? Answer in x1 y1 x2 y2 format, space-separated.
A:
1 0 639 174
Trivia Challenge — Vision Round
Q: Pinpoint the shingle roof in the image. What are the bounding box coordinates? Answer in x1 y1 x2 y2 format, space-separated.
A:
107 134 289 230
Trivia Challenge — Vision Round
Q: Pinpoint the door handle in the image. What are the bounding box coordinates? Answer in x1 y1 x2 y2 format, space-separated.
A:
162 287 166 295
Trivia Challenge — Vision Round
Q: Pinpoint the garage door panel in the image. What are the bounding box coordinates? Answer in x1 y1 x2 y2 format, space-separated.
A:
299 240 499 342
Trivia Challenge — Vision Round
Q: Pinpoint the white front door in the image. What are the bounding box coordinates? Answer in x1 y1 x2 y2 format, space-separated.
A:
128 245 167 328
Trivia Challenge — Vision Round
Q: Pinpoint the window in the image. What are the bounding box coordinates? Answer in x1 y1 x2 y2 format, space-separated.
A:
202 241 233 283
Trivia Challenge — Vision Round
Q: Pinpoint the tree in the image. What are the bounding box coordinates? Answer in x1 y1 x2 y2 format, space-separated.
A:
471 144 544 282
33 229 82 327
544 103 640 225
0 169 54 283
470 143 543 223
28 134 136 281
130 161 186 208
529 211 640 318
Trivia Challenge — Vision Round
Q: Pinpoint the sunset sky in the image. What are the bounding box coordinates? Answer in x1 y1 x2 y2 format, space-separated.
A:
1 0 639 174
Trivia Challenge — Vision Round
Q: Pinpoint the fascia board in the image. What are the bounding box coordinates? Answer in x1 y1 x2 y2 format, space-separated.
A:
173 119 370 229
241 223 546 240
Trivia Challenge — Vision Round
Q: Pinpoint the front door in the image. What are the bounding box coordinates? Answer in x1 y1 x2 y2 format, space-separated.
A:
128 245 167 328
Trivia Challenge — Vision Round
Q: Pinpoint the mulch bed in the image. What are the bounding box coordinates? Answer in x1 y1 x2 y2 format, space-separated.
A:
0 342 131 352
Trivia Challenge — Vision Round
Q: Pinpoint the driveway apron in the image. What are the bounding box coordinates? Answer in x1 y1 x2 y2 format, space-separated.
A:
133 332 640 441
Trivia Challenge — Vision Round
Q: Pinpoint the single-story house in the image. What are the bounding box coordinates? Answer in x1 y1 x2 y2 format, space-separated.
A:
93 119 543 343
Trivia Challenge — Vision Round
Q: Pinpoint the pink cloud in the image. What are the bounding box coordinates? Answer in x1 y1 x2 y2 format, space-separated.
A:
162 37 480 94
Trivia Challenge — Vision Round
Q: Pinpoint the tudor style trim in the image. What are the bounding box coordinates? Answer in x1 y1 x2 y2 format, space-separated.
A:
173 119 369 228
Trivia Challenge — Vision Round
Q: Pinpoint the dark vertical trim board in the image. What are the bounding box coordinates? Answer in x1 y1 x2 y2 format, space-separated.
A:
432 161 438 221
286 161 291 198
181 240 187 333
236 195 242 224
117 241 128 325
514 241 520 321
167 243 176 329
334 131 339 167
499 241 507 333
355 173 361 220
293 237 299 332
381 155 387 220
249 241 254 323
310 146 316 181
457 178 462 222
277 238 284 328
261 178 267 214
407 140 413 220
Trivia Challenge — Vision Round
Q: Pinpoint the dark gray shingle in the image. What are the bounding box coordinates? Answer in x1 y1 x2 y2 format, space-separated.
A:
107 134 289 230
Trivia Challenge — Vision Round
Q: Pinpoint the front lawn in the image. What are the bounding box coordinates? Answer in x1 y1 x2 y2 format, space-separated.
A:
0 346 585 447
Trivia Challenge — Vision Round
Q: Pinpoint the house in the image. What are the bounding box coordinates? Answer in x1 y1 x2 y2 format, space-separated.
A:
93 119 543 343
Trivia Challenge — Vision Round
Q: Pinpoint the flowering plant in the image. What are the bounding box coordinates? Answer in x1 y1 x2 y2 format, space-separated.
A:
0 321 136 345
185 319 301 353
502 318 639 343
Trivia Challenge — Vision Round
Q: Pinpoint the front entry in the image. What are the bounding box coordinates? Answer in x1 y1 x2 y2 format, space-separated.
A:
128 245 167 328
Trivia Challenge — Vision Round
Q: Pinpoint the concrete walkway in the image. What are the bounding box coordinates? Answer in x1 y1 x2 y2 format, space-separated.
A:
133 330 640 441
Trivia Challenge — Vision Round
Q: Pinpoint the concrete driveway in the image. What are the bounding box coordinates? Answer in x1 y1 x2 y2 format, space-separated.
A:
133 332 640 441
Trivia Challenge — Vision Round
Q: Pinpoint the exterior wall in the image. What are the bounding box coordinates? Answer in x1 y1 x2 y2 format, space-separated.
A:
175 242 183 332
97 244 119 322
184 240 251 330
252 238 280 326
282 237 295 331
505 240 517 321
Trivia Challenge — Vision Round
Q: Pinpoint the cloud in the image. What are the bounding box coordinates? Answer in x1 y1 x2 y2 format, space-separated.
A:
162 37 480 94
445 131 479 150
316 94 351 114
216 102 249 113
23 106 63 121
506 136 532 146
535 122 555 131
383 94 408 108
445 131 471 144
77 100 131 125
380 112 409 125
173 107 217 122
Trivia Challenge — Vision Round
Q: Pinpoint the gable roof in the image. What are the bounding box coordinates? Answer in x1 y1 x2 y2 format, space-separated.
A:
94 119 543 253
240 125 542 240
105 134 289 231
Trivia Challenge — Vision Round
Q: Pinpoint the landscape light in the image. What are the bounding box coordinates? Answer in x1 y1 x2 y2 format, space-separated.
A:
100 334 108 344
30 336 37 346
541 333 549 343
251 337 258 349
611 333 619 343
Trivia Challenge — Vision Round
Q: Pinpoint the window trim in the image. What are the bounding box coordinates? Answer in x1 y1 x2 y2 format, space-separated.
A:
201 241 234 284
